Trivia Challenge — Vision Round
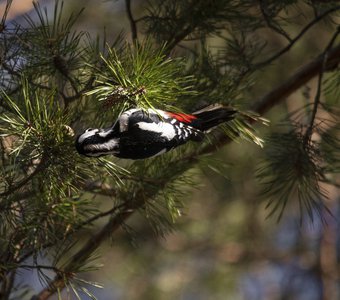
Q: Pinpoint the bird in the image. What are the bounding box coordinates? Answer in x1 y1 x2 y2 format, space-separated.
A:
75 105 236 159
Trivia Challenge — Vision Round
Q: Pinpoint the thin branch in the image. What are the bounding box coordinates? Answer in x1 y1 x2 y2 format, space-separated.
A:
0 270 16 300
259 0 292 42
125 0 138 42
1 62 50 91
189 43 340 158
75 203 126 228
166 25 196 53
253 43 340 115
81 180 117 197
254 5 340 68
165 0 205 53
62 75 95 107
17 264 63 273
35 42 340 300
303 26 340 145
36 204 135 300
0 157 47 198
0 0 13 31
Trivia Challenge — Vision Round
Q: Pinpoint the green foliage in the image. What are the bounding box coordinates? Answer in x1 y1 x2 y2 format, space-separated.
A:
0 82 126 279
257 66 340 221
321 125 340 175
145 0 261 46
257 128 328 221
87 41 195 116
0 0 339 299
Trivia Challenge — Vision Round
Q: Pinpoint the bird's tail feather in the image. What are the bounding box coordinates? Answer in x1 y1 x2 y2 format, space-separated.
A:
192 104 236 131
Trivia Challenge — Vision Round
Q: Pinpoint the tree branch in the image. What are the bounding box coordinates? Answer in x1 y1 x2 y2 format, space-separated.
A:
35 43 340 300
192 43 340 158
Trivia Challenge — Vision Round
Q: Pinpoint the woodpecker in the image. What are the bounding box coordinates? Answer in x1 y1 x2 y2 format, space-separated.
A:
75 105 236 159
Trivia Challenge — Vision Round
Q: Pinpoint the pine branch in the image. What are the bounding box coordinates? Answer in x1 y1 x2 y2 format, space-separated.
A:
193 43 340 157
34 42 340 300
35 199 142 299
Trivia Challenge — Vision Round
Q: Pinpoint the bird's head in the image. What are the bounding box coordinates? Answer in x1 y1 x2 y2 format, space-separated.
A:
75 127 120 157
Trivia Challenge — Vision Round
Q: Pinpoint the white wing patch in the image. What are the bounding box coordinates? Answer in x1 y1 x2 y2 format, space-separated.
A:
119 108 171 132
119 108 140 132
84 139 119 153
136 122 176 140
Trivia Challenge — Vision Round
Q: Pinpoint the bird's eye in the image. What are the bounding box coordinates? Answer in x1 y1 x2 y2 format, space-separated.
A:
85 128 93 132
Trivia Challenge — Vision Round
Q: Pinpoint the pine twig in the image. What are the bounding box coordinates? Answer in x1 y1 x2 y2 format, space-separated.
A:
0 156 47 198
165 0 205 52
259 0 292 42
125 0 138 42
303 26 340 146
35 201 138 300
75 203 126 228
0 270 16 300
253 44 340 115
254 5 340 68
34 42 340 300
0 0 13 31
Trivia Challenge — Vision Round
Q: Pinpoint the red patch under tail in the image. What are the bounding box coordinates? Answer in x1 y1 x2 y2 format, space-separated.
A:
167 112 197 124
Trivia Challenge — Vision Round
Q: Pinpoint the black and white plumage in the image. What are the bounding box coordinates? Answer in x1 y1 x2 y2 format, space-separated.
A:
75 105 236 159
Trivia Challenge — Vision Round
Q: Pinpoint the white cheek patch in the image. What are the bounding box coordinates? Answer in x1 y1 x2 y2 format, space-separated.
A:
84 139 119 152
78 129 99 143
136 122 176 140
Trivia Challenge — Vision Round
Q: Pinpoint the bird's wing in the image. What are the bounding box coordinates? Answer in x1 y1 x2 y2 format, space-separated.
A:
118 108 162 132
118 108 203 142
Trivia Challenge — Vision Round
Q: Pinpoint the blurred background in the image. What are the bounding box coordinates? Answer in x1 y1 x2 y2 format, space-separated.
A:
5 0 339 299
